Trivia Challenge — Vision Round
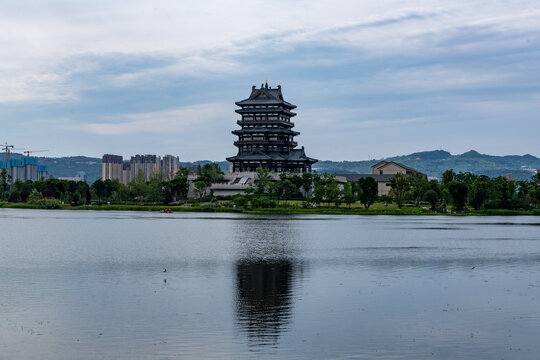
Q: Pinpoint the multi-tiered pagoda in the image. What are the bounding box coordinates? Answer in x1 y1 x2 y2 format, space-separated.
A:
227 83 317 173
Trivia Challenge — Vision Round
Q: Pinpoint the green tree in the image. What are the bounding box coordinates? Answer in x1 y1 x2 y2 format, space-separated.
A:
389 173 409 208
409 172 429 206
324 175 341 207
91 178 106 202
469 175 492 210
343 182 355 208
357 177 378 209
441 169 456 187
447 181 468 211
194 180 208 201
198 163 224 185
254 166 271 197
0 168 12 201
129 170 148 201
169 168 190 200
301 172 314 199
423 189 439 211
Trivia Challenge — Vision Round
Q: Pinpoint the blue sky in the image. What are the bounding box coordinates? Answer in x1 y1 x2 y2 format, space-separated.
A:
1 0 539 161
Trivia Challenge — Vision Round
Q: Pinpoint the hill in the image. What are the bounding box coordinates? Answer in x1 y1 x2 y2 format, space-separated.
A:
2 150 539 182
314 150 540 180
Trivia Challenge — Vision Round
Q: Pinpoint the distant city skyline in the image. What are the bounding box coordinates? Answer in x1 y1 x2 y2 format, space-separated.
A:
2 1 540 161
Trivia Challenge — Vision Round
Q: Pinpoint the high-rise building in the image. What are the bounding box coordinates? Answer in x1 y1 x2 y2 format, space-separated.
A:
130 154 161 181
102 153 180 183
226 83 317 173
102 154 123 181
0 157 48 181
161 155 180 180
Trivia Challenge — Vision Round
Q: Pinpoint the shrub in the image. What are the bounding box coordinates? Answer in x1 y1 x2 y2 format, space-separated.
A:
250 197 276 208
233 195 248 207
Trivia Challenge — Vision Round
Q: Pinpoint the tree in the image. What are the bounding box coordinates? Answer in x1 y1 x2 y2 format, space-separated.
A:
194 180 208 201
409 172 429 206
423 189 439 211
129 170 148 201
146 175 164 203
91 179 106 202
357 177 378 209
0 168 12 201
441 169 456 187
469 176 491 210
389 173 409 208
254 166 271 197
198 163 224 185
169 168 190 200
343 182 355 208
447 181 468 211
301 172 314 199
324 175 341 207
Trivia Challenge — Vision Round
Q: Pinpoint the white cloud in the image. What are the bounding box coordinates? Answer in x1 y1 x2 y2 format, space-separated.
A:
2 0 540 103
69 102 231 135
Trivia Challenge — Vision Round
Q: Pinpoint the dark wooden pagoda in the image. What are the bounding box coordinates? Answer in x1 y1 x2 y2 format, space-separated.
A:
227 83 317 173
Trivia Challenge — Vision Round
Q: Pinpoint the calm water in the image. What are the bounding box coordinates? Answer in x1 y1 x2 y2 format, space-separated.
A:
1 209 539 359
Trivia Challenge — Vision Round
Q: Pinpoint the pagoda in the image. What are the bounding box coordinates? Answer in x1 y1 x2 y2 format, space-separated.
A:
227 83 317 173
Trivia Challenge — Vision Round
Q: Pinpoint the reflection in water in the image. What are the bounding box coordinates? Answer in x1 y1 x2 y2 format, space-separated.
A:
233 219 304 348
235 260 294 347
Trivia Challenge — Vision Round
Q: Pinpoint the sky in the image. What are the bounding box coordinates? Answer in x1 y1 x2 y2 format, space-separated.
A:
1 0 539 161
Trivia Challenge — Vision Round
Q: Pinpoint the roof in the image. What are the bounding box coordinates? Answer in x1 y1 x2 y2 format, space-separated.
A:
336 174 395 182
235 83 296 109
371 161 388 169
232 128 299 136
227 148 317 164
235 107 296 116
371 161 424 175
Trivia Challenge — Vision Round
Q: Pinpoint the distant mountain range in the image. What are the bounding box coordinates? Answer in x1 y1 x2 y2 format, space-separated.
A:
3 150 539 182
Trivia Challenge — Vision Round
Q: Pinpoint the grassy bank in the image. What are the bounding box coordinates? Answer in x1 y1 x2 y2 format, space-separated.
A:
1 202 539 216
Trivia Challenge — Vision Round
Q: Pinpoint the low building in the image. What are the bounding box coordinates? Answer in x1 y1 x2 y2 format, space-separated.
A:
336 161 425 196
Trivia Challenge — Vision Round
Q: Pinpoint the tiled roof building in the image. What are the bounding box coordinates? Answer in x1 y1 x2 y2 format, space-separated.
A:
227 83 317 173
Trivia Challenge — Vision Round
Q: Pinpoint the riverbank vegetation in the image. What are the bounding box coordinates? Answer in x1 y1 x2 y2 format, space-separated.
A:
1 165 539 215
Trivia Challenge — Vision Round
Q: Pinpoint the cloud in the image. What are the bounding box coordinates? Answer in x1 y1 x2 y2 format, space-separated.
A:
2 0 540 103
70 102 231 135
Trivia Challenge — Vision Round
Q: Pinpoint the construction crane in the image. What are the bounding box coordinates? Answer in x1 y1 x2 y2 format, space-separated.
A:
2 143 24 164
24 150 49 157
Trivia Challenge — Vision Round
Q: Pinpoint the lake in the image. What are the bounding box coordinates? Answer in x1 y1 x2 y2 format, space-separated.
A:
1 209 539 359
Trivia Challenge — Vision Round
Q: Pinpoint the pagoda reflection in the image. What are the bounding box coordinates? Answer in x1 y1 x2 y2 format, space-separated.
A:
235 259 295 347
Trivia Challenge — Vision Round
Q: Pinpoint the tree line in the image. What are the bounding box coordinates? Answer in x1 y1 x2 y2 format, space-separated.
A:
1 165 539 211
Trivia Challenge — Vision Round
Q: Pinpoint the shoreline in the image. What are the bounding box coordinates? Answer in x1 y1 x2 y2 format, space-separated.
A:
1 203 539 216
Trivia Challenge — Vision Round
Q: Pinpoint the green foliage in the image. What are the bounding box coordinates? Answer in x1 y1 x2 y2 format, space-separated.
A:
343 182 355 208
233 195 248 207
28 194 61 209
197 163 224 186
0 169 12 201
254 166 271 197
409 172 429 206
389 172 409 208
194 180 208 200
250 196 276 208
357 177 378 209
423 189 439 211
169 168 190 200
447 181 468 211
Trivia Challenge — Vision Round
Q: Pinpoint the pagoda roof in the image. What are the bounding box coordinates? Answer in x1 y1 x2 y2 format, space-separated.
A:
227 148 317 164
235 107 296 116
232 128 300 135
235 83 296 109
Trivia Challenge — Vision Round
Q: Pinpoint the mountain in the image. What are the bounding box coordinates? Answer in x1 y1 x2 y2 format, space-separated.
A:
3 150 539 182
314 150 540 180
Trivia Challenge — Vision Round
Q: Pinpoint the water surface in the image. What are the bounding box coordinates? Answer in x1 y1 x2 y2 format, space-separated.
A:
1 209 539 359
